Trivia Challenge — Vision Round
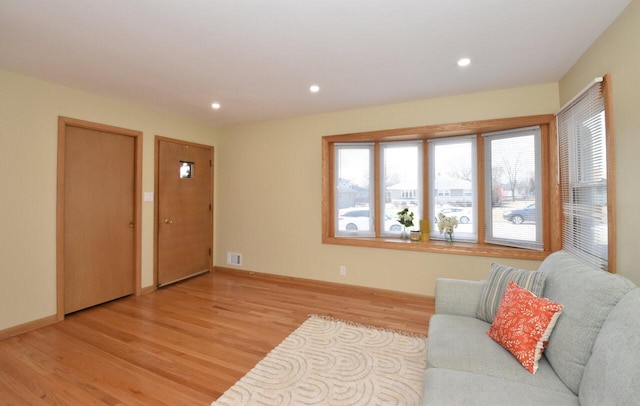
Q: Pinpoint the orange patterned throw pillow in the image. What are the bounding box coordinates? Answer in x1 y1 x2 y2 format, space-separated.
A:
487 281 563 374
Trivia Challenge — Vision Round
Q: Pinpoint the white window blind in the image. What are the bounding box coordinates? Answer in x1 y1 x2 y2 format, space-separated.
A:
557 78 609 270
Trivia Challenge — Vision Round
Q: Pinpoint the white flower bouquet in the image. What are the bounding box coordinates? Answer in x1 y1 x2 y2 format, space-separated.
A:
397 208 414 228
397 208 414 239
437 213 459 242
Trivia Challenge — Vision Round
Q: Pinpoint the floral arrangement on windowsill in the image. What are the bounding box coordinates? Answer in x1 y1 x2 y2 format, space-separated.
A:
437 213 459 242
397 208 414 239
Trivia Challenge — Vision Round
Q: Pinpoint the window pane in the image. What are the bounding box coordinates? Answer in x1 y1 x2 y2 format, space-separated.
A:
484 127 542 249
428 136 477 241
381 142 421 235
335 144 374 237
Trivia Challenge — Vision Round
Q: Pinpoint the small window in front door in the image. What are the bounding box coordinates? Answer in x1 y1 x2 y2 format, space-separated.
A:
180 161 194 179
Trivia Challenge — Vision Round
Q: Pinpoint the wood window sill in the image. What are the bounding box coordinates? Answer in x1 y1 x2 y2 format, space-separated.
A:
322 236 550 261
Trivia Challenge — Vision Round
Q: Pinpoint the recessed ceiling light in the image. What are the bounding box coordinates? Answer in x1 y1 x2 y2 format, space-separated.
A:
309 85 320 93
457 58 471 67
211 102 221 110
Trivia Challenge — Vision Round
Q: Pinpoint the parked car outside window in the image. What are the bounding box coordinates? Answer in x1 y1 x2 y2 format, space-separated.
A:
435 207 472 224
338 209 402 231
503 203 536 224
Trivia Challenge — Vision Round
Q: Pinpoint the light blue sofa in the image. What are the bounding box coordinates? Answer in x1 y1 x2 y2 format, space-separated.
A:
422 251 640 405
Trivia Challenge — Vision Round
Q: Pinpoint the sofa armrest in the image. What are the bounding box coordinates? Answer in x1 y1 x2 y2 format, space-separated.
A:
435 278 485 317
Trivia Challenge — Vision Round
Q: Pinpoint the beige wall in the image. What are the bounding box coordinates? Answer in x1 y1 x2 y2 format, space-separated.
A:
215 83 559 297
559 0 640 286
0 70 218 330
4 1 638 333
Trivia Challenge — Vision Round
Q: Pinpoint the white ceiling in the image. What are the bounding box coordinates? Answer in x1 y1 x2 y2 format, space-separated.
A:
0 1 631 127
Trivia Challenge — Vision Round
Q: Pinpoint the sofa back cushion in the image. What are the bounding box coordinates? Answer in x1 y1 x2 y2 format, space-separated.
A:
539 251 636 394
578 288 640 405
476 263 546 323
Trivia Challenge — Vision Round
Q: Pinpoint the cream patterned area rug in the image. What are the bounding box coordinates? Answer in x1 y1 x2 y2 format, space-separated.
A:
212 315 427 406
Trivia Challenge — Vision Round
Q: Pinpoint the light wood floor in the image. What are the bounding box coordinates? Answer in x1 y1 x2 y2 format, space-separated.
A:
0 269 434 405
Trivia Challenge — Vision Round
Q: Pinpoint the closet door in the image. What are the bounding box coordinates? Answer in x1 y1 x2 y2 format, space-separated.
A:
62 123 136 314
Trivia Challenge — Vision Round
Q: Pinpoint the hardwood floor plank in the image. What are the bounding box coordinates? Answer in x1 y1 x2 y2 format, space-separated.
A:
0 342 108 405
24 328 210 405
0 270 434 404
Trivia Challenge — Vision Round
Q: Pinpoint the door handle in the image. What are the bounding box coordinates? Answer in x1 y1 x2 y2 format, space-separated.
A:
164 218 173 224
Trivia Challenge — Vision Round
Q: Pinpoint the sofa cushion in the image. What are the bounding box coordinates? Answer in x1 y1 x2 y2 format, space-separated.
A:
487 281 563 373
435 278 485 317
538 251 637 394
427 314 573 395
578 288 640 406
476 263 546 323
423 368 579 406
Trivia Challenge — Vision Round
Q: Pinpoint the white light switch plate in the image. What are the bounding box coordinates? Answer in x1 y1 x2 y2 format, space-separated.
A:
143 192 154 202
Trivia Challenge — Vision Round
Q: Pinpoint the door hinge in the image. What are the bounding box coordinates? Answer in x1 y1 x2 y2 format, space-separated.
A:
209 160 212 167
209 203 212 211
208 248 212 256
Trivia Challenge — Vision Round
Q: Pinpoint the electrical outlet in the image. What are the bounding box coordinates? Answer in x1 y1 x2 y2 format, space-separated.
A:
339 266 346 276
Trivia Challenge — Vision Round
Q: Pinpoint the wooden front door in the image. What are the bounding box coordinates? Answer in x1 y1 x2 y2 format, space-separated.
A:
156 137 213 287
59 118 141 315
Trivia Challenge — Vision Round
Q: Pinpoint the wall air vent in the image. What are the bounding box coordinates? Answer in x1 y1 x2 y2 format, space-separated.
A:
226 252 242 266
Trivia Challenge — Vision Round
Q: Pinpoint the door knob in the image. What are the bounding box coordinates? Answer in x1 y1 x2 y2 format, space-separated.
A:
164 218 173 224
129 222 134 228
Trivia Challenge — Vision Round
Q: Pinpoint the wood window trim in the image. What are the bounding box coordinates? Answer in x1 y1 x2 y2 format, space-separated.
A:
603 75 617 273
322 114 560 261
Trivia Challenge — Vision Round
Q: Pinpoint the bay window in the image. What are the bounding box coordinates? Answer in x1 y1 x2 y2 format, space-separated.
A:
322 114 558 261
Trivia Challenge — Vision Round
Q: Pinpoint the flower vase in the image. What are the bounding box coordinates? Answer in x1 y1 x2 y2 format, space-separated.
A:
446 231 454 242
420 220 430 242
400 226 409 240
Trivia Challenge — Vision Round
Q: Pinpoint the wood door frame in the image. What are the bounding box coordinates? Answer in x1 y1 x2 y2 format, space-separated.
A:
56 116 143 321
154 136 214 289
